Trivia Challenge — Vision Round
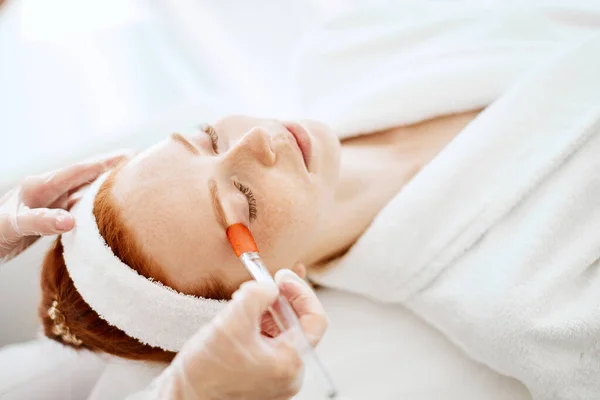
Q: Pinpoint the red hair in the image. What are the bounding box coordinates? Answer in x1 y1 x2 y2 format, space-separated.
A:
39 169 229 361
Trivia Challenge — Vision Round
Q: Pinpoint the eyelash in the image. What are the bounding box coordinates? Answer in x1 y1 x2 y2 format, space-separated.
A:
202 124 219 152
233 181 257 222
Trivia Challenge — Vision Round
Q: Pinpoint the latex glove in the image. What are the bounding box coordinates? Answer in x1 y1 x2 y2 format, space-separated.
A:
162 269 328 400
0 152 128 264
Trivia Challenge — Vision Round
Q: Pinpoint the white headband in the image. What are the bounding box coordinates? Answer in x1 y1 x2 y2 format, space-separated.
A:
61 172 227 352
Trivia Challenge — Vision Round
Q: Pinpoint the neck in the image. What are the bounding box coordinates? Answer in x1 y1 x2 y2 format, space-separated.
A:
304 110 480 267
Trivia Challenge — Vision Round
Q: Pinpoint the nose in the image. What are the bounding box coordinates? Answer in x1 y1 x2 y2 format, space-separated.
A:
222 127 276 168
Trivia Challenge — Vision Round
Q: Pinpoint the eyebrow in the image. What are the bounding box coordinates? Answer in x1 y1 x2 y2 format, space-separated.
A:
209 180 228 229
170 134 226 228
171 133 199 155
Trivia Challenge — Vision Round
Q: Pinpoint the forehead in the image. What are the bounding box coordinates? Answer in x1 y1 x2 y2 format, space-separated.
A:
117 137 194 183
109 139 234 286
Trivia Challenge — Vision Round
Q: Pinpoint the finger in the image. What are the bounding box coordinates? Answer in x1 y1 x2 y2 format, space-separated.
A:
47 192 69 211
275 269 320 313
33 172 93 211
270 342 304 388
83 149 135 168
14 208 75 236
260 311 282 338
21 151 130 208
63 180 94 210
0 234 38 261
21 163 106 208
0 213 22 251
66 192 83 211
37 177 91 212
275 269 327 347
227 281 279 333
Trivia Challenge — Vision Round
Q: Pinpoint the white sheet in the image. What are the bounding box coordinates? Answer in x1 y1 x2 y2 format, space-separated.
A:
0 291 532 400
0 339 105 400
298 289 530 400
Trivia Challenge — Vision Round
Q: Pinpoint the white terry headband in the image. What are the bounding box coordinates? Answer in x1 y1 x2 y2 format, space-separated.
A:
62 172 227 352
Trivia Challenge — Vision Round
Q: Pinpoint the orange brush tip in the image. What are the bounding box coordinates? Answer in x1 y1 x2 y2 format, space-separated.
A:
226 223 259 257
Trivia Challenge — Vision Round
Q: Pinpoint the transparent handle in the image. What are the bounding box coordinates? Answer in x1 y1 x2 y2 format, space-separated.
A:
268 296 339 399
239 253 339 398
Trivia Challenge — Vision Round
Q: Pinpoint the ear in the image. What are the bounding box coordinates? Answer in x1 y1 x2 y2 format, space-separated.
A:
291 262 307 280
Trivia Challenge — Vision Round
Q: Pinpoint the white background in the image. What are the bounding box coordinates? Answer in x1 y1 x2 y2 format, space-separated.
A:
0 0 347 192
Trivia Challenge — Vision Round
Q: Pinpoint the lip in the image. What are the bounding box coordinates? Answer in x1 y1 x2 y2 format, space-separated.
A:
282 122 312 172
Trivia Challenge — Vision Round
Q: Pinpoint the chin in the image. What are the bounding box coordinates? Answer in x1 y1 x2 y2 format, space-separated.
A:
302 119 341 184
303 119 340 150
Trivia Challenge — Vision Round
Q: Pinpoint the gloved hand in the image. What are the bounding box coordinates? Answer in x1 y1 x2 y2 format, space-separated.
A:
0 152 128 264
160 268 328 400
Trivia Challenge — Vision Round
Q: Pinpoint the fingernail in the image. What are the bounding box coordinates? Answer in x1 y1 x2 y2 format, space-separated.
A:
275 269 305 286
55 212 74 230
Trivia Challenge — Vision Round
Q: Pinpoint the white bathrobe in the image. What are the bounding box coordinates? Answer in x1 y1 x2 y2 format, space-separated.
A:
297 3 600 399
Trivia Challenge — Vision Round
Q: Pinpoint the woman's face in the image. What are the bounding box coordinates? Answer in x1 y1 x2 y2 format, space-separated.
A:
110 116 340 295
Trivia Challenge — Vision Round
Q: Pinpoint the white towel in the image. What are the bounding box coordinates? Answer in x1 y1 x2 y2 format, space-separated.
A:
302 9 600 400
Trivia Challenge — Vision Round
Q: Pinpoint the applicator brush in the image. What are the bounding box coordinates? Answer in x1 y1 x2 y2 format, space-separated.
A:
226 223 339 399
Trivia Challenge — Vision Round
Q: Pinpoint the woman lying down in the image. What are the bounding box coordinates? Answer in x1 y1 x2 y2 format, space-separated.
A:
40 37 600 399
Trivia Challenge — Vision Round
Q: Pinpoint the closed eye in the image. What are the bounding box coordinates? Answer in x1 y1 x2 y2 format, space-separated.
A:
202 124 219 153
233 181 257 222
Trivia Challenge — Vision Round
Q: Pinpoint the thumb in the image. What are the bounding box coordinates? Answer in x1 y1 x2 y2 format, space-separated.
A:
275 269 327 347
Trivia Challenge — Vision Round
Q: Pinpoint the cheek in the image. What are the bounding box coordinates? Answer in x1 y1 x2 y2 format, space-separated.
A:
252 178 321 268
